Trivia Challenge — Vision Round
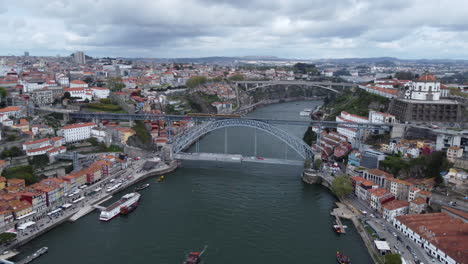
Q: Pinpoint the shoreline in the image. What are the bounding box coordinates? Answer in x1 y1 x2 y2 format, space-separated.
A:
302 175 382 264
8 160 179 256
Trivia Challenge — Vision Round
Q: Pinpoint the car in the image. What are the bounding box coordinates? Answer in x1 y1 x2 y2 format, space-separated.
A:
370 213 375 218
361 210 367 215
406 245 412 251
392 232 397 237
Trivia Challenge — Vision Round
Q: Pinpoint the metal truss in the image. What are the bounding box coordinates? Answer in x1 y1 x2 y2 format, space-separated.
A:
172 119 316 160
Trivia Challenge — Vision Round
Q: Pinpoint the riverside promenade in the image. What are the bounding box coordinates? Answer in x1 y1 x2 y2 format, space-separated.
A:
1 159 178 257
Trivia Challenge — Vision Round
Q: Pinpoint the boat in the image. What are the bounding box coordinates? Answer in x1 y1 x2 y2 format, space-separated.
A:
99 192 141 221
184 246 207 264
135 183 150 191
336 251 351 264
299 108 312 116
157 175 165 182
333 224 344 234
120 202 138 215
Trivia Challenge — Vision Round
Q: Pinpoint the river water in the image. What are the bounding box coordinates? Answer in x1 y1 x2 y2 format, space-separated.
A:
15 100 372 264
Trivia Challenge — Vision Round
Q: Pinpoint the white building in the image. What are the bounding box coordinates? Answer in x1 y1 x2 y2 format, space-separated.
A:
21 81 48 93
336 111 368 144
64 88 93 102
446 146 463 162
56 74 69 87
393 213 467 264
368 111 396 124
91 87 110 99
69 80 88 88
60 122 97 143
0 106 24 118
382 200 409 221
404 75 441 101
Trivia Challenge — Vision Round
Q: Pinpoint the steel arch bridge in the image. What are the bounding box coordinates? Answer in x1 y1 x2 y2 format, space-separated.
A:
172 119 316 160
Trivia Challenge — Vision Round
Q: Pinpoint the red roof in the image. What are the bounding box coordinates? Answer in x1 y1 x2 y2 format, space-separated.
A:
24 138 50 145
62 122 96 130
382 199 409 210
418 75 437 82
70 80 87 84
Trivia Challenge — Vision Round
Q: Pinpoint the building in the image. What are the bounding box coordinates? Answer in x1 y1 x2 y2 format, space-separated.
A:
409 197 427 214
382 199 409 221
356 179 378 201
23 137 65 157
20 192 47 212
60 122 97 143
64 87 93 101
385 177 413 201
404 75 441 101
69 80 88 89
447 146 463 162
368 188 394 213
0 106 24 118
393 213 467 264
363 169 392 188
113 127 136 144
336 111 368 145
91 87 110 99
443 168 468 191
74 51 86 64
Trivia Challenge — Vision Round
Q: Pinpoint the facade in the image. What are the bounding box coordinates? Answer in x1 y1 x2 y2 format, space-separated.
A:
393 213 467 264
368 188 394 213
61 122 97 143
363 169 392 188
386 177 413 201
382 199 409 221
64 87 93 101
356 179 378 201
389 98 462 123
336 111 368 144
91 87 110 99
447 146 463 162
409 197 427 214
20 192 47 212
0 106 24 118
404 75 441 101
74 51 86 64
69 80 88 88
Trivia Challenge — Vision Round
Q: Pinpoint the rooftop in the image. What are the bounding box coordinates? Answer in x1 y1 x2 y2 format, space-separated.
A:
382 199 409 210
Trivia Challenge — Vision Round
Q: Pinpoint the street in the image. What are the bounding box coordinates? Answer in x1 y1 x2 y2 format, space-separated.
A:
349 195 437 264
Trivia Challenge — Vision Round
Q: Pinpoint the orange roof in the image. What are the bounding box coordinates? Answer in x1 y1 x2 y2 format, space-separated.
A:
0 106 22 113
351 176 366 182
367 168 393 178
27 145 53 153
70 80 87 84
0 160 5 166
63 122 96 130
0 176 6 182
24 138 50 145
386 176 413 186
368 188 390 197
361 179 377 187
382 199 409 210
411 197 426 205
418 75 437 82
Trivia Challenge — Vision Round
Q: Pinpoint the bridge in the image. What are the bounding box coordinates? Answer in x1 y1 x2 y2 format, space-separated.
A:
236 80 357 93
70 112 393 164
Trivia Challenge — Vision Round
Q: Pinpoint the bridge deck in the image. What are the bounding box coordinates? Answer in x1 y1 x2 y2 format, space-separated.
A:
174 153 304 166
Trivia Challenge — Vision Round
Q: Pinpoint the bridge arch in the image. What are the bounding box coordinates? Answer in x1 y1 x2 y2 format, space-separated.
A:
172 119 316 160
253 83 340 93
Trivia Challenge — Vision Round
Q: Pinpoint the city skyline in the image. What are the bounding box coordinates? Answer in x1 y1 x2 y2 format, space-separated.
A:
1 0 468 59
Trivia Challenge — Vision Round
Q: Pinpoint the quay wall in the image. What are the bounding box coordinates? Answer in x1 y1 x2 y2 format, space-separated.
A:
301 170 383 264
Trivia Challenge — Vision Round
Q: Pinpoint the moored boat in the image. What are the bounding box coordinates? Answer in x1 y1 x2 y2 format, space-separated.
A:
157 175 165 182
135 183 150 191
99 192 141 221
336 251 351 264
333 224 344 234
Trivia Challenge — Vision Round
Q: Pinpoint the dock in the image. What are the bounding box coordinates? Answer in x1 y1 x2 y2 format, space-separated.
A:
0 250 19 262
69 196 112 222
331 202 354 234
16 247 48 264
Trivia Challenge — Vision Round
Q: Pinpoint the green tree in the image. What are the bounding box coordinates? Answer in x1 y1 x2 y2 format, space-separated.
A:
304 159 311 169
107 77 126 91
385 253 402 264
228 74 245 82
314 159 323 170
303 127 317 145
211 76 223 83
0 87 7 102
86 137 99 146
63 91 71 99
30 154 50 168
331 175 353 198
0 232 16 244
186 76 208 89
0 146 23 158
100 98 112 104
6 134 17 142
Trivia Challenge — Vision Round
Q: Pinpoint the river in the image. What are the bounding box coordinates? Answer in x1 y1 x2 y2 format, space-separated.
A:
14 100 372 264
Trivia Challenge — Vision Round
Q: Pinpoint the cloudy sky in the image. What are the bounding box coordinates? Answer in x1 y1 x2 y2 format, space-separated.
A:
1 0 468 59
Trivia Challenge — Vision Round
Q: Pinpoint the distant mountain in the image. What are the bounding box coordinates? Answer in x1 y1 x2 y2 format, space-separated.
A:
312 57 468 65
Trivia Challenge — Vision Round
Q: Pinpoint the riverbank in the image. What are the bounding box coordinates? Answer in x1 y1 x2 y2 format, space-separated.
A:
5 159 179 257
301 174 384 264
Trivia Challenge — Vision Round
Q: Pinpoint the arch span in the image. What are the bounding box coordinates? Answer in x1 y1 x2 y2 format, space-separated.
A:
253 83 340 93
172 119 316 160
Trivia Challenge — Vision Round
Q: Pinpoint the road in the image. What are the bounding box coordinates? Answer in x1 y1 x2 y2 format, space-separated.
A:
349 196 438 264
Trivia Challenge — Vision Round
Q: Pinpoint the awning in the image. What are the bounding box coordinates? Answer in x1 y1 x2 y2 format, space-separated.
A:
18 221 36 230
61 203 73 209
15 210 37 220
47 208 62 216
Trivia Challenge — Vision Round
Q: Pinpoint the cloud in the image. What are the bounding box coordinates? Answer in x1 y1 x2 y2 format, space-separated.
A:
1 0 468 59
